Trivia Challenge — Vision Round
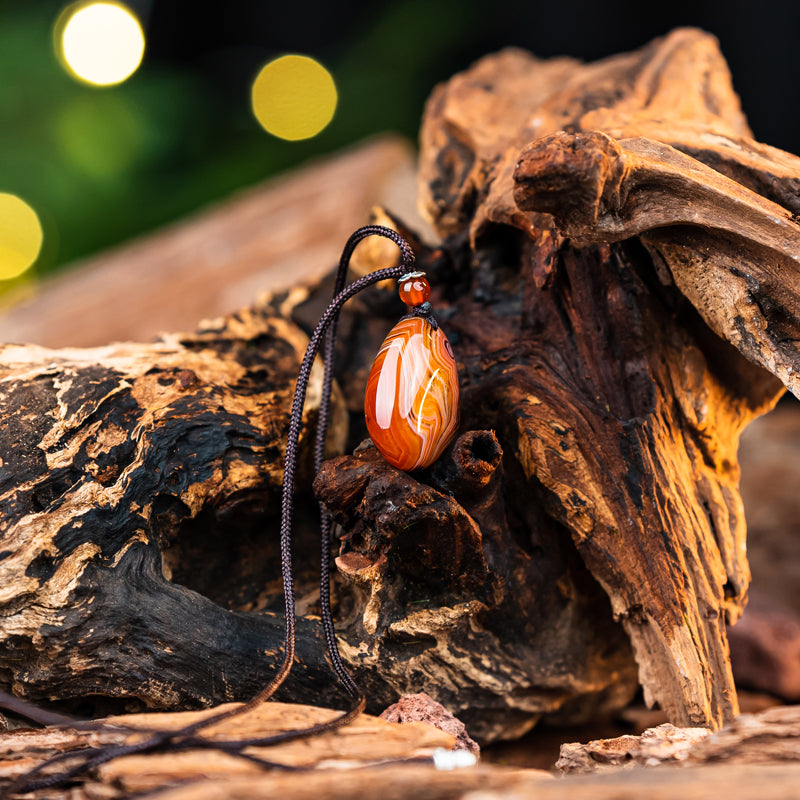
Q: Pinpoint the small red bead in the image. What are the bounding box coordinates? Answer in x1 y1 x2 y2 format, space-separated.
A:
398 274 431 307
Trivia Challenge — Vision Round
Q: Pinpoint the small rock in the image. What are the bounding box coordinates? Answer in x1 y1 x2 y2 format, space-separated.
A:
380 693 480 756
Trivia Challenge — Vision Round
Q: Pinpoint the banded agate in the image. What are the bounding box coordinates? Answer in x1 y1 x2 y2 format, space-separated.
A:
365 316 459 471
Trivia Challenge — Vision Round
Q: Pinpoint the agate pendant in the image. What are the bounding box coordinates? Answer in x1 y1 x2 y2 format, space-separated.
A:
365 314 460 471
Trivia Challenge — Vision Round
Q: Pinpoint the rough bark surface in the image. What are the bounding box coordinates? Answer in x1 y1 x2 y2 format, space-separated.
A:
0 212 640 743
406 27 798 729
316 432 637 742
514 132 800 395
0 700 461 796
0 306 348 712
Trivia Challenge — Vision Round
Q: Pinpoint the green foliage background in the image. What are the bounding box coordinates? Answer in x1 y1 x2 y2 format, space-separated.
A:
0 1 485 286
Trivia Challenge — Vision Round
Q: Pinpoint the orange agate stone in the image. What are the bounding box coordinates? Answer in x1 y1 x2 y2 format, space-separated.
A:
364 315 459 471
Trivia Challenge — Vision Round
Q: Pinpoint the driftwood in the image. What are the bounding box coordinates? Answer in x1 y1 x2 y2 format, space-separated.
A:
4 701 800 799
0 701 457 786
2 26 800 759
0 136 420 349
556 704 800 774
0 308 352 712
0 700 481 797
410 27 798 728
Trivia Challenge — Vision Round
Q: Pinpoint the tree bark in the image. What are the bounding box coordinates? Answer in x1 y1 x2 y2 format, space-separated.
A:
410 27 797 727
0 308 348 712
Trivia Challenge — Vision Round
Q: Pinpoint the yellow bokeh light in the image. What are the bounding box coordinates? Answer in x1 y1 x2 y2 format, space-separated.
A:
251 55 337 141
59 2 145 87
0 194 44 281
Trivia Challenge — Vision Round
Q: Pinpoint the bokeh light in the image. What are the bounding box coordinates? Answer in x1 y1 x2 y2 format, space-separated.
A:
58 2 145 87
251 55 337 141
0 194 43 281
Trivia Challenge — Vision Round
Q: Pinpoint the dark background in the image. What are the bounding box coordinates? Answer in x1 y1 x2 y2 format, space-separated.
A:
1 0 797 283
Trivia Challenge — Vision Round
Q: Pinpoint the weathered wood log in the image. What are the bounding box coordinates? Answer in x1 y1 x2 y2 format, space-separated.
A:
0 311 637 740
2 27 800 751
0 136 420 349
514 131 800 393
4 701 800 800
316 431 637 741
556 704 800 774
0 189 639 743
0 307 349 712
404 27 800 729
0 701 457 787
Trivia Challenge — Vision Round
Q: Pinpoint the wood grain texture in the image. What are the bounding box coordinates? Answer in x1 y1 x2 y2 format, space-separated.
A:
514 132 800 396
4 702 800 800
0 303 348 712
411 27 793 728
0 700 460 795
317 431 638 743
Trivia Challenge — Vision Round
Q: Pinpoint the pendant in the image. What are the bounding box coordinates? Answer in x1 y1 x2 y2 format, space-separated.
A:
364 274 460 471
